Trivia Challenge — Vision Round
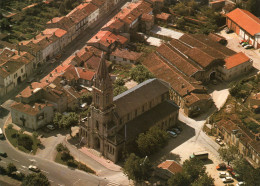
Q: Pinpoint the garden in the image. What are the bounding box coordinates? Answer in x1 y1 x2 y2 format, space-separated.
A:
5 124 41 154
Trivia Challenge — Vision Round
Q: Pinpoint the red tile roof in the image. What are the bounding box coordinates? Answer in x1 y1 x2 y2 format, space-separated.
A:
11 102 53 116
224 52 250 69
111 48 143 61
226 8 260 36
156 12 171 21
158 160 183 174
141 13 154 21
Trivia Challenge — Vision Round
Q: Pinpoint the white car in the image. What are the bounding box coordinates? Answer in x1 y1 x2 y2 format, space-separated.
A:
47 125 55 130
28 165 40 172
236 182 245 186
219 172 229 178
222 176 233 183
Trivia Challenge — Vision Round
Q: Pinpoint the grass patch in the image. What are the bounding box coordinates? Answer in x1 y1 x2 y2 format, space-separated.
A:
5 127 40 154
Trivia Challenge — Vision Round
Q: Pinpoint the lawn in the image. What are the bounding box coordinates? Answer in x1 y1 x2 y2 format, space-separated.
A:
5 127 40 154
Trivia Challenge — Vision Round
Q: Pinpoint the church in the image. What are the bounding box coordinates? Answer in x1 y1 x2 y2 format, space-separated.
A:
79 54 179 162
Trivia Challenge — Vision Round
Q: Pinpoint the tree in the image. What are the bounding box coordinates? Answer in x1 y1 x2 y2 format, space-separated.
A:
114 77 125 86
0 18 11 31
218 145 238 165
80 92 92 105
113 86 128 96
168 172 190 186
130 65 153 84
0 165 6 175
136 126 168 156
246 0 258 15
60 112 79 128
182 158 206 183
123 153 152 182
65 0 73 10
7 163 17 175
176 17 185 30
192 174 214 186
53 112 62 128
18 135 33 151
59 3 66 15
22 173 50 186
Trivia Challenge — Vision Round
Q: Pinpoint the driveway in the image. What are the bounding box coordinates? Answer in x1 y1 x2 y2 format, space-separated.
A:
218 30 260 71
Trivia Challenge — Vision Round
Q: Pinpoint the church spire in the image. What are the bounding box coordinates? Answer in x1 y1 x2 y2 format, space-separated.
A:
96 52 109 81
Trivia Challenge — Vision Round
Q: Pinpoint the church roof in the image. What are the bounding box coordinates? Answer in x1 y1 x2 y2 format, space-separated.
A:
118 100 179 142
113 78 170 117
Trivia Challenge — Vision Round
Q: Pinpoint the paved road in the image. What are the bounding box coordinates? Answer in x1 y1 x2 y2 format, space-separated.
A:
0 112 109 186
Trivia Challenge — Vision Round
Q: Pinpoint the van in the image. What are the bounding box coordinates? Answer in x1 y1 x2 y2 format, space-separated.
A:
190 151 209 160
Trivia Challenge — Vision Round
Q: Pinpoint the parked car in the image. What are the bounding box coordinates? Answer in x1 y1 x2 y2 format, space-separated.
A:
47 125 55 131
219 172 230 178
236 181 245 186
190 151 208 160
244 44 253 49
239 40 247 44
167 131 177 138
0 128 5 139
216 163 226 170
28 165 40 172
222 177 234 183
241 42 248 47
172 128 181 134
0 151 7 157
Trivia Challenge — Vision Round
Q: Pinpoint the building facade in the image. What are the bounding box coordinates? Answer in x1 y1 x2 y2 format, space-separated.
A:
80 54 179 162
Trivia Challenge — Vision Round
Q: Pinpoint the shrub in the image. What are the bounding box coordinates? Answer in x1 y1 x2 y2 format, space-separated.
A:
0 165 6 175
56 143 65 152
61 151 73 162
32 132 38 138
18 135 33 151
67 160 77 168
7 124 13 129
78 163 95 174
11 133 18 138
7 163 17 175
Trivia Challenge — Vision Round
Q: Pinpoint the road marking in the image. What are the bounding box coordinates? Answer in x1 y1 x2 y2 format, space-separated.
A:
21 165 27 169
29 159 36 162
41 170 49 174
12 159 19 162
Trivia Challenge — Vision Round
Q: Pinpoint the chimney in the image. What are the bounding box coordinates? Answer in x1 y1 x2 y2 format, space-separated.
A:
85 47 88 52
55 69 57 72
46 79 49 83
181 84 185 88
50 73 53 77
34 36 36 40
30 84 33 89
21 43 23 46
83 68 86 72
31 91 34 95
96 36 98 39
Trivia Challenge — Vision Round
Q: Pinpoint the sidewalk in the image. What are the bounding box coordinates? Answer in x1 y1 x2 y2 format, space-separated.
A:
65 135 122 172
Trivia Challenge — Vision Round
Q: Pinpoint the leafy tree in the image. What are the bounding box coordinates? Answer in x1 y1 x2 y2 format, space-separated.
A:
61 151 74 162
171 3 189 16
114 77 125 86
7 163 17 175
136 126 168 156
183 158 206 183
114 85 128 96
176 17 186 30
192 174 214 186
60 112 79 128
218 145 238 165
59 3 66 15
246 0 258 15
0 18 11 31
80 92 92 105
123 153 152 182
130 65 153 83
65 0 73 10
18 135 33 151
168 172 190 186
7 124 13 129
53 112 62 128
22 173 50 186
32 132 38 138
233 158 260 185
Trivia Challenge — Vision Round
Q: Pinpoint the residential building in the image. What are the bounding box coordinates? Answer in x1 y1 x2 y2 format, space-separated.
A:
209 0 226 10
87 30 128 52
11 102 54 130
216 119 260 168
156 160 183 180
80 54 179 162
156 12 172 23
109 48 143 64
226 8 260 48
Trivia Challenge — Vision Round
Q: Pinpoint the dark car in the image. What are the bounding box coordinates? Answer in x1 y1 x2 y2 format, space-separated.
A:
225 29 234 34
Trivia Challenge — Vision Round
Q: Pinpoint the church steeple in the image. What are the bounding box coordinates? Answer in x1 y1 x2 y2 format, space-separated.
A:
95 52 110 81
92 52 113 110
